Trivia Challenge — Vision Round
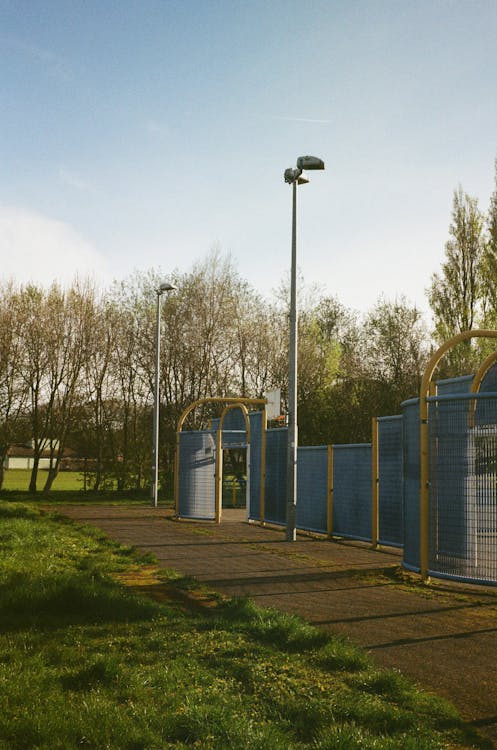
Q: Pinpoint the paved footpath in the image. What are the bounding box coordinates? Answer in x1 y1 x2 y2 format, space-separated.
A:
56 505 497 747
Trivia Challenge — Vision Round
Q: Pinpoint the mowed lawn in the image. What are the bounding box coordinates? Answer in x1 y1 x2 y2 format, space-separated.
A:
2 469 84 492
0 502 488 750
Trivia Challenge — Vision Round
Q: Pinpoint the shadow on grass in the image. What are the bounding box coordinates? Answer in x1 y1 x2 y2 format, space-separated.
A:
0 488 174 505
0 570 161 632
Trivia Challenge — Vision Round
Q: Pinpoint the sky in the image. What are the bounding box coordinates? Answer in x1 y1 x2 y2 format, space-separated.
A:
1 0 496 317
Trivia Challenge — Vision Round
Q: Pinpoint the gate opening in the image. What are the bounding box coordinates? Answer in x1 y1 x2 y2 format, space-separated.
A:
222 447 247 511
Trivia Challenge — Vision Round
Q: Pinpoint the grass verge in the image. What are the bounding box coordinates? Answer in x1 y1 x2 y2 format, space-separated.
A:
0 501 489 750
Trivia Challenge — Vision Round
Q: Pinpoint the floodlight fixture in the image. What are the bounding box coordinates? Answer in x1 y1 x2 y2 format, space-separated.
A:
284 167 309 185
296 155 325 171
157 281 177 294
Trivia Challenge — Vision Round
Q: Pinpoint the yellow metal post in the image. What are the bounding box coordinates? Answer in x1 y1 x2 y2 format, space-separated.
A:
260 409 267 525
371 417 379 548
174 431 180 516
215 427 222 523
327 445 334 538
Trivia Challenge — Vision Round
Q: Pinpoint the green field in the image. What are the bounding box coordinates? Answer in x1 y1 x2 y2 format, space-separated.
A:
2 468 85 492
0 501 488 750
0 470 166 504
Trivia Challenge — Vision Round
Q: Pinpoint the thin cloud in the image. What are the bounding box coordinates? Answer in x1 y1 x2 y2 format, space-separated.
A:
0 205 110 287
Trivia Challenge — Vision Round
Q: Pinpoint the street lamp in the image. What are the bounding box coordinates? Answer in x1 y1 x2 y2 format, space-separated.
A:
284 155 325 541
151 280 177 507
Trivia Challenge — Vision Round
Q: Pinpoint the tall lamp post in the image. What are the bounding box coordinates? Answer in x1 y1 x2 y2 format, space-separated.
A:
284 155 325 541
151 281 177 508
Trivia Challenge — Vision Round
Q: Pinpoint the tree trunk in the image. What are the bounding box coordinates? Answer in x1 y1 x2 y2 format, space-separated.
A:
42 464 59 494
29 454 40 494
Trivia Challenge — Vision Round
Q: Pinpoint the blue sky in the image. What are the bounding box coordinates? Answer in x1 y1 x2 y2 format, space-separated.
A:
1 0 496 315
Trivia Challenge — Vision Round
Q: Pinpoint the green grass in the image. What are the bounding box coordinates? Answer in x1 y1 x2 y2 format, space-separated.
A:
1 470 173 505
2 468 85 492
0 501 489 750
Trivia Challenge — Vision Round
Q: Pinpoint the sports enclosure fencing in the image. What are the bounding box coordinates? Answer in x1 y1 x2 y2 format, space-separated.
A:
176 362 497 587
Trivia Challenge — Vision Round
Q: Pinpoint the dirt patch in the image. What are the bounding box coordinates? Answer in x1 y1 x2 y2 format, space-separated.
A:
111 565 220 614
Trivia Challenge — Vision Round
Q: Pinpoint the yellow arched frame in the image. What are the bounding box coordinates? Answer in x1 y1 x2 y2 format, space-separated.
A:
174 396 267 522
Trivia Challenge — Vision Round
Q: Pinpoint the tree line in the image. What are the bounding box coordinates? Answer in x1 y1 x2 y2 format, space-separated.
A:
1 159 496 495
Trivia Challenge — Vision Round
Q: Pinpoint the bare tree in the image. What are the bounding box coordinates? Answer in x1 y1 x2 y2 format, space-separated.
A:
0 282 30 487
41 280 98 493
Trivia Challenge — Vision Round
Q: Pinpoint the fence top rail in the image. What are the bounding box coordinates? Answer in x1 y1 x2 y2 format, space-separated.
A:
298 445 328 451
333 443 372 450
435 374 473 386
401 397 420 407
180 429 215 436
426 391 497 403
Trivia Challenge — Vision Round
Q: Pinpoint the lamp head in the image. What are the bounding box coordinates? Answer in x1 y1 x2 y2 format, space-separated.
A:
296 155 325 171
284 167 309 185
157 281 177 294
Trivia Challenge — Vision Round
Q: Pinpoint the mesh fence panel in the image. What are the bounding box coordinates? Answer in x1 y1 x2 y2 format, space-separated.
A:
296 446 328 533
378 416 403 546
402 399 420 570
178 430 216 519
479 362 497 393
248 411 263 520
221 430 247 448
428 393 497 584
264 428 287 525
435 375 473 395
332 444 372 541
224 409 247 430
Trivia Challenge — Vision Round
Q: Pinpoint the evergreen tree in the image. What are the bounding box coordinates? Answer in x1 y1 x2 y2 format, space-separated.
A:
428 186 485 375
481 157 497 325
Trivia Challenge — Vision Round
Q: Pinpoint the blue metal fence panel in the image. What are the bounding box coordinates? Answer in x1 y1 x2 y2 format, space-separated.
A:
211 409 247 432
248 411 263 521
428 393 497 584
226 409 246 430
429 395 471 570
264 428 287 525
479 362 497 393
436 375 473 395
377 416 403 546
401 398 420 571
296 446 328 533
178 430 216 520
221 430 248 447
332 444 372 541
